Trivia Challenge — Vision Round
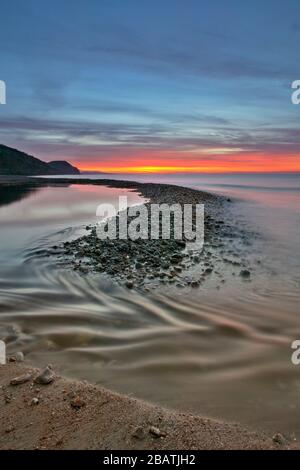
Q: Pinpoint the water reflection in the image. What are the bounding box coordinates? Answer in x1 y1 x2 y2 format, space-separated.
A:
0 185 40 208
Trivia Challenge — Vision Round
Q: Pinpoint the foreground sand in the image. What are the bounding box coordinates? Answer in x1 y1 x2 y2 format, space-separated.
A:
0 363 292 450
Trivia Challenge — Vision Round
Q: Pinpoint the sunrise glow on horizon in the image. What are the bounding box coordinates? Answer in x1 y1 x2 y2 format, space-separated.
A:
77 153 300 174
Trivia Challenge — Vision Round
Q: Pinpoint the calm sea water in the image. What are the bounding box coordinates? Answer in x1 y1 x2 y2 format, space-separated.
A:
0 172 300 437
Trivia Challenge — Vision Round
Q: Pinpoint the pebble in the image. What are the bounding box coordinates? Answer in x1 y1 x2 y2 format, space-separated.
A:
239 269 251 279
31 397 39 406
125 280 134 289
149 426 166 438
132 426 145 440
204 267 213 274
70 396 86 409
15 352 24 362
4 392 12 403
10 372 33 386
34 365 55 385
5 425 15 433
79 266 89 274
174 266 182 272
191 280 199 288
272 433 285 445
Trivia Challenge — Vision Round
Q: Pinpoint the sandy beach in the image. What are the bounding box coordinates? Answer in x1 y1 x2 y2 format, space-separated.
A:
0 362 290 450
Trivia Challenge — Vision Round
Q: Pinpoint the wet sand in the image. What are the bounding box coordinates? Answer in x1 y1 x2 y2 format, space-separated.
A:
0 363 290 450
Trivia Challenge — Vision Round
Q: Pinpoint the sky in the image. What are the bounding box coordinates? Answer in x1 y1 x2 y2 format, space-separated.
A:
0 0 300 173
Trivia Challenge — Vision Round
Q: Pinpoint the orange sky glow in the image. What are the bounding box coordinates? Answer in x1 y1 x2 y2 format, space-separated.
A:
77 152 300 174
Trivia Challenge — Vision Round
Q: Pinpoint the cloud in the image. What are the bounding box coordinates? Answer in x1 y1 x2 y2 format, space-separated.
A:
1 115 299 166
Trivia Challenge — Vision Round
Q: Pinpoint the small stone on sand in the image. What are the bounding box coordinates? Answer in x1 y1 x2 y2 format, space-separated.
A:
240 269 251 279
5 425 15 433
70 396 86 409
132 426 145 440
272 433 285 445
10 372 33 386
149 426 166 438
34 365 55 385
15 352 24 362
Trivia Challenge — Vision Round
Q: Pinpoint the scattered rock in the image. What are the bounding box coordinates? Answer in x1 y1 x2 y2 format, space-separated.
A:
70 396 86 409
79 266 89 274
46 182 258 291
34 365 55 385
15 351 24 362
132 426 145 440
10 372 33 386
239 269 251 279
272 433 285 445
31 397 39 406
174 266 182 272
5 425 15 433
4 392 12 403
149 426 166 438
191 280 199 288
